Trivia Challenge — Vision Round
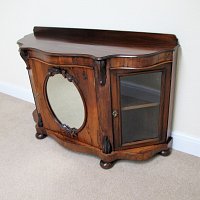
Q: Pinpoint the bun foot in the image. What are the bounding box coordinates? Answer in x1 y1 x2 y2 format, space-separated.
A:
160 148 171 157
35 132 47 139
100 160 115 169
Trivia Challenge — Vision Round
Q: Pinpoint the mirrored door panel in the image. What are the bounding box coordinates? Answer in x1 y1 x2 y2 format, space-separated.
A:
47 74 85 129
120 72 162 145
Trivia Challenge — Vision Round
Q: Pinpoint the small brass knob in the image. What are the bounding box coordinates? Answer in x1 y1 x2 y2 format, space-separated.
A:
112 110 118 118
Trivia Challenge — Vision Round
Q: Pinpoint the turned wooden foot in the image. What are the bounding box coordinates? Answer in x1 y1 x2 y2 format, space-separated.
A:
100 160 115 169
160 148 171 157
35 132 47 139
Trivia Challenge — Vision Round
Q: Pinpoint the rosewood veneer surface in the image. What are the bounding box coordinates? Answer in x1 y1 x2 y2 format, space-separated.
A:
18 27 179 169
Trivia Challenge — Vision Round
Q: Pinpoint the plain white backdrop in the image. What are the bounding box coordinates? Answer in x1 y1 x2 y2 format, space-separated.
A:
0 0 200 155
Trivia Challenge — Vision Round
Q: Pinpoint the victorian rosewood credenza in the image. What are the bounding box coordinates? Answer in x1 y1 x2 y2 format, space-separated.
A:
18 27 179 169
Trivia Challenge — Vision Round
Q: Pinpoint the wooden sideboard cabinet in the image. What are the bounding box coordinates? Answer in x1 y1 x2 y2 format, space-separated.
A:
18 27 179 169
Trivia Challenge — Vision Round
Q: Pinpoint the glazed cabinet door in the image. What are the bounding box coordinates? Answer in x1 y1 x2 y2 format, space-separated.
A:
111 63 172 150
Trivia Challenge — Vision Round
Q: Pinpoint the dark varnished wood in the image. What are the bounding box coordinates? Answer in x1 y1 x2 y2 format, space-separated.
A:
29 59 100 148
160 148 172 157
100 160 115 169
35 132 47 139
167 46 179 139
32 109 47 139
102 136 112 154
18 27 179 169
18 26 178 60
110 63 172 150
33 26 178 48
46 129 173 162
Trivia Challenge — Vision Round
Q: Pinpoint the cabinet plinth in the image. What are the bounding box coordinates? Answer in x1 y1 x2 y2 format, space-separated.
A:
18 27 179 169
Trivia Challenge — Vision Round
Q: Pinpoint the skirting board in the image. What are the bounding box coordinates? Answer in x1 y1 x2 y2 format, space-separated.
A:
0 81 34 103
172 131 200 157
0 81 200 157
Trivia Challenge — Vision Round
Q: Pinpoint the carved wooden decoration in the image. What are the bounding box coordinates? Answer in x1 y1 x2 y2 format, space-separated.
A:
48 67 76 83
19 49 29 62
19 49 30 69
47 67 80 138
102 136 112 154
62 124 78 138
37 113 43 127
99 60 107 86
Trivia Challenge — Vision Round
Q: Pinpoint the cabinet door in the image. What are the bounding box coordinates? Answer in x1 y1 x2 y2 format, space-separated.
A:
111 63 172 149
29 59 100 148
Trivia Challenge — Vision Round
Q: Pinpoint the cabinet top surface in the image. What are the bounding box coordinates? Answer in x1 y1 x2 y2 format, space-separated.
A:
18 26 179 60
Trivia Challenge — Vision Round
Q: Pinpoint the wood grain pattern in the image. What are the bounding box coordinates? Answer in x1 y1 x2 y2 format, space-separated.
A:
29 59 100 148
46 128 173 163
18 27 179 168
18 26 178 60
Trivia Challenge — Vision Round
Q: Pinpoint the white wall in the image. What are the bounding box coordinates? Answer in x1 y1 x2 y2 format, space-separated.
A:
1 0 200 155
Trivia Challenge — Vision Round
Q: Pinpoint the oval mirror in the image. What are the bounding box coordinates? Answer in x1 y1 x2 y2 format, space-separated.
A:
46 73 85 130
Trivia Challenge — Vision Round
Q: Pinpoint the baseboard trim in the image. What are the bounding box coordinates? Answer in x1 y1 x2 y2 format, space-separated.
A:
172 131 200 157
0 81 34 103
0 81 199 157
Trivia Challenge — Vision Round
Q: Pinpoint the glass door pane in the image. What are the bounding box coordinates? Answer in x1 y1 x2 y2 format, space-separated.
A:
120 71 162 144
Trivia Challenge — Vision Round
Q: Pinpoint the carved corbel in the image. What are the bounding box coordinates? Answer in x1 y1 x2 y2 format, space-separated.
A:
102 136 112 154
32 111 47 140
37 113 43 127
96 60 107 86
19 49 30 69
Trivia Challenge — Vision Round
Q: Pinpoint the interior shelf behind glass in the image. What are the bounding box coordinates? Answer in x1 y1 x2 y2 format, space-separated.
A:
121 95 160 111
120 72 162 144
